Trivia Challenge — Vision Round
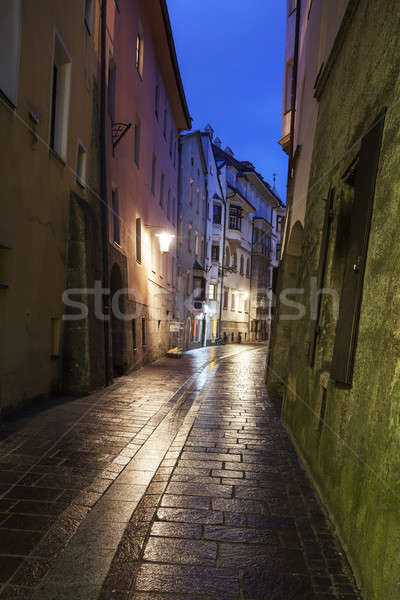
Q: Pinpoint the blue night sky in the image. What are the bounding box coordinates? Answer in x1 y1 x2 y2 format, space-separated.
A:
167 0 288 202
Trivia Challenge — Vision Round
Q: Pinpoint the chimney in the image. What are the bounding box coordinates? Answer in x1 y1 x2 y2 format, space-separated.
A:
214 137 222 148
204 123 214 140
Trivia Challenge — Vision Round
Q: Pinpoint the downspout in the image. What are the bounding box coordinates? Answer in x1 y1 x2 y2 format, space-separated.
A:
100 0 111 386
248 217 255 341
218 196 227 338
282 0 302 254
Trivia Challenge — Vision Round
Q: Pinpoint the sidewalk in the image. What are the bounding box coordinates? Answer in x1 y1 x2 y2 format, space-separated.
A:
0 345 360 599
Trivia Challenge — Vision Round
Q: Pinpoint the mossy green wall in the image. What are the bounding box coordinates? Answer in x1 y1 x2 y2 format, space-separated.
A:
281 2 400 598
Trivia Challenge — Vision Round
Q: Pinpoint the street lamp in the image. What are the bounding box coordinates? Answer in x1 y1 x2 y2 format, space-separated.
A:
156 232 175 253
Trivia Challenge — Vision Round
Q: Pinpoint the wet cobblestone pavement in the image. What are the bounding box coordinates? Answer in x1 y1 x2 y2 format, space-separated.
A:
0 345 361 599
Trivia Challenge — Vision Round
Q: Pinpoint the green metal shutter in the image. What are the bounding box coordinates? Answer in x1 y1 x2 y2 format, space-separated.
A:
330 110 386 386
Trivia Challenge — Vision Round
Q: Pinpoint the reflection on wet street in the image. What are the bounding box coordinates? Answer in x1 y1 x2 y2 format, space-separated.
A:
0 345 360 599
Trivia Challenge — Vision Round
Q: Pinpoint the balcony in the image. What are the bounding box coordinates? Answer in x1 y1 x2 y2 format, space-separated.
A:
279 111 292 154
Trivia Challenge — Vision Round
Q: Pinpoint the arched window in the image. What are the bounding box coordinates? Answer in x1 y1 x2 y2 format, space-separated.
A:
225 245 230 267
246 257 250 277
239 255 244 275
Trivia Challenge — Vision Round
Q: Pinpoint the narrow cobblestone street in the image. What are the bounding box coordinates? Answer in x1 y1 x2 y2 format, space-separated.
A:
0 346 360 599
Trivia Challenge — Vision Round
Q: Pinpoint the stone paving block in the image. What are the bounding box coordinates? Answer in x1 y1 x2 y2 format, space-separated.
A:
135 564 239 596
143 536 217 566
157 507 223 524
212 498 266 515
204 525 279 545
166 482 232 498
242 570 316 599
161 494 210 510
219 543 307 572
150 521 202 539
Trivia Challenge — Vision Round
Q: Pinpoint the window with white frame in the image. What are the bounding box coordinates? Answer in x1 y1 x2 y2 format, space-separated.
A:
76 142 87 187
49 32 72 161
194 231 199 256
0 0 21 106
209 283 216 301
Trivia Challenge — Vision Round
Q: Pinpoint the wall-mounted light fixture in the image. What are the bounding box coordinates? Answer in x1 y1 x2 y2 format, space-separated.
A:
156 232 175 253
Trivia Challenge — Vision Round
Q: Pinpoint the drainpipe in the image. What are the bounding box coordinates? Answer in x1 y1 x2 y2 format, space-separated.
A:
100 0 111 386
248 217 255 341
218 196 227 338
282 0 302 255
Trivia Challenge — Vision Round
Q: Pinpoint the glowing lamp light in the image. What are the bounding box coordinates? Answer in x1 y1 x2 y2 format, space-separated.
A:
156 233 174 253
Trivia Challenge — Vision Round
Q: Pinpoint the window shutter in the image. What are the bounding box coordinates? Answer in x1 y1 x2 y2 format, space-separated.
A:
331 110 386 385
309 187 335 366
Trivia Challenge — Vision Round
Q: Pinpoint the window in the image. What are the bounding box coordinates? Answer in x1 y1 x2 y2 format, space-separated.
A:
240 255 244 275
232 251 237 270
171 256 175 285
210 164 213 175
223 288 229 309
276 244 281 261
50 33 72 160
231 292 236 311
209 284 216 301
229 205 242 231
246 257 250 277
167 188 171 221
84 0 94 34
190 181 194 206
163 108 167 139
201 237 204 259
132 319 137 350
0 0 21 106
169 128 173 156
141 317 146 346
277 215 284 233
196 189 200 214
134 115 141 167
159 172 165 207
179 216 183 242
151 154 157 195
76 142 87 187
172 197 176 225
284 61 293 114
211 245 220 262
288 0 297 14
136 217 141 263
155 84 159 119
186 272 191 295
107 57 116 121
51 318 62 358
136 31 143 78
112 188 120 245
225 246 230 266
188 226 192 253
194 232 199 256
213 203 222 224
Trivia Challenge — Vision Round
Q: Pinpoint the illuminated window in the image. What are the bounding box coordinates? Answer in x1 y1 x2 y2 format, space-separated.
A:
195 231 199 256
209 284 216 300
136 30 143 78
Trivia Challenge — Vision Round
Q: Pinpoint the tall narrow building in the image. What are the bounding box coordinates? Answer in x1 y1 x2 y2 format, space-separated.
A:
104 0 191 374
0 0 105 410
